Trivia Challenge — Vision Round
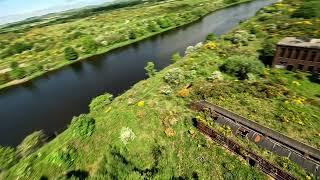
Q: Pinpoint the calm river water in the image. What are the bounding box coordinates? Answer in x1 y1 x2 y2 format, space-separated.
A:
0 0 276 146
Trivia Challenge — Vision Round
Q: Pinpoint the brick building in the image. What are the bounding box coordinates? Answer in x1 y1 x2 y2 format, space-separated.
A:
273 37 320 73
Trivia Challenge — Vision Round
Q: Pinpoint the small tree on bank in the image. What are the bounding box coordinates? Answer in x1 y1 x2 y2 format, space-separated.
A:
64 47 79 61
171 53 182 63
144 61 157 77
220 55 264 80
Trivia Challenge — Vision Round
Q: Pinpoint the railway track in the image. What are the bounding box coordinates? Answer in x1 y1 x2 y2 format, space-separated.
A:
194 119 296 180
190 101 320 177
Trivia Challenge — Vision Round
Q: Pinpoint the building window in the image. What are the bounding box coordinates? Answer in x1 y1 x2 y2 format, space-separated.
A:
301 50 308 60
310 51 316 61
294 49 300 59
287 65 294 71
307 66 314 72
286 48 293 58
298 64 304 70
280 48 285 57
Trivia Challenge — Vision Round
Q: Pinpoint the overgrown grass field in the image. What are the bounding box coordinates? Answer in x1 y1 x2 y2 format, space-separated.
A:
1 0 319 179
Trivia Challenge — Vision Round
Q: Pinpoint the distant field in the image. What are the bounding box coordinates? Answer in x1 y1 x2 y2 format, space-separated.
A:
0 0 232 90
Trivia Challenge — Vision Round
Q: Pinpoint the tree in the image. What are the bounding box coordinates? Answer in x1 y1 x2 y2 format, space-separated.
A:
206 33 217 41
64 47 79 61
144 62 157 77
147 21 161 32
89 93 113 112
82 37 98 54
128 31 137 40
259 38 277 66
17 130 47 157
171 53 182 63
9 68 26 79
220 55 264 80
157 18 171 29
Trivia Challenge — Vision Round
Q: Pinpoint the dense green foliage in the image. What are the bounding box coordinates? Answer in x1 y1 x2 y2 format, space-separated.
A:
70 114 96 138
220 55 264 80
0 147 18 171
82 37 98 54
64 47 79 61
292 0 320 18
47 145 78 167
206 33 217 41
17 130 47 157
0 42 33 58
89 93 113 112
171 53 182 63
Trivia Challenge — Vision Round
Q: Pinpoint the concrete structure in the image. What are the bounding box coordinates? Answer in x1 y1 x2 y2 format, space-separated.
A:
190 101 320 177
273 37 320 73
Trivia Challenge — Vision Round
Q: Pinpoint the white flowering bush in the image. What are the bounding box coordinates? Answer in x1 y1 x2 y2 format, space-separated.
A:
163 68 185 86
185 42 203 55
120 127 136 145
160 85 173 95
208 71 223 81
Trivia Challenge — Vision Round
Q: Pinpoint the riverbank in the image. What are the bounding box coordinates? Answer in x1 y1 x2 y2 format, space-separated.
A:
0 0 253 92
1 0 319 179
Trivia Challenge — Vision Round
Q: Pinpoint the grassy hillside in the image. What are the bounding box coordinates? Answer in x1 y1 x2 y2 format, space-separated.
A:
1 0 319 179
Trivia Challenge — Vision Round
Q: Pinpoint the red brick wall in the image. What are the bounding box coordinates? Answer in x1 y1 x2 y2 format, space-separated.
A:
273 45 320 73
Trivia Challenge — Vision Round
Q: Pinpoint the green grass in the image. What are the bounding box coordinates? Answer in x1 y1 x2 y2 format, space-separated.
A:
1 0 319 179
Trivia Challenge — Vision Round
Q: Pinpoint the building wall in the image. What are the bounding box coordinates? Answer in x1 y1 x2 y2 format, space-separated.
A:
273 45 320 73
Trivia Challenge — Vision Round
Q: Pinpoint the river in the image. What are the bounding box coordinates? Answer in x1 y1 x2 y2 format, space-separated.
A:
0 0 276 146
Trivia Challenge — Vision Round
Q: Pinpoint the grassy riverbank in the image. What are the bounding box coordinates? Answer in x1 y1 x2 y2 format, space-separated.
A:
0 0 251 91
1 0 320 179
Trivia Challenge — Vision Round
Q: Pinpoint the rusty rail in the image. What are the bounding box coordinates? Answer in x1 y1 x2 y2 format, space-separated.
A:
190 101 320 177
194 119 296 180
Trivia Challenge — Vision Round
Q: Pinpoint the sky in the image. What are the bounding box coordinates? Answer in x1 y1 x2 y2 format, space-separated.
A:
0 0 115 25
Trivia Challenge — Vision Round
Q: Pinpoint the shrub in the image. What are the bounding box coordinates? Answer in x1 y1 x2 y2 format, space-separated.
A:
89 93 113 112
17 130 47 157
229 31 251 45
70 114 96 138
291 1 320 18
128 31 137 40
2 42 33 58
156 18 172 29
207 71 223 81
260 38 277 57
220 55 264 80
144 62 157 77
10 61 19 69
82 37 98 54
64 47 79 61
0 146 19 170
9 68 26 79
206 33 217 41
48 145 78 167
163 68 185 85
171 53 181 63
120 127 136 145
147 21 161 32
